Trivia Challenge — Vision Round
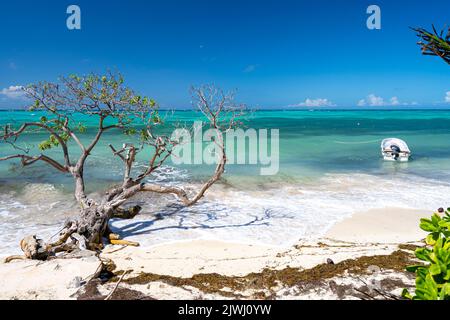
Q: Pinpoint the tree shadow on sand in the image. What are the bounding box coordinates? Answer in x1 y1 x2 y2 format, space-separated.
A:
110 202 293 238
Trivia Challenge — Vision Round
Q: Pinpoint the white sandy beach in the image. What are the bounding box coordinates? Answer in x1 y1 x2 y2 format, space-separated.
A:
0 206 428 300
325 207 428 243
100 207 427 278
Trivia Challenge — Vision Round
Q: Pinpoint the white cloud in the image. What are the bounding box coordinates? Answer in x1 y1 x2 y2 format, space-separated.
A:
445 91 450 103
290 98 336 107
0 85 25 99
390 96 400 106
357 94 414 107
366 94 385 106
243 64 258 73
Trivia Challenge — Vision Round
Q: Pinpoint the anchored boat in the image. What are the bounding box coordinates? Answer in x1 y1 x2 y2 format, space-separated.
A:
381 138 411 162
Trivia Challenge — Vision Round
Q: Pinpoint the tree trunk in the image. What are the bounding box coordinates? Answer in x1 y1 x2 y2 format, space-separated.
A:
76 204 113 249
14 199 145 261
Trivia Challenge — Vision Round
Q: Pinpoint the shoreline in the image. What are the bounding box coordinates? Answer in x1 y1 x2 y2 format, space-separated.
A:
100 206 427 277
1 169 448 257
0 206 428 299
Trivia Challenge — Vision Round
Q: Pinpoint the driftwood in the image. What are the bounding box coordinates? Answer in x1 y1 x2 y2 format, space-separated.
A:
104 270 130 300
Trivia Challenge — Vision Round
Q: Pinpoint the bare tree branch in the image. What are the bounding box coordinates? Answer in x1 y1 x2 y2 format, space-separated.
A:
1 122 71 168
0 154 68 172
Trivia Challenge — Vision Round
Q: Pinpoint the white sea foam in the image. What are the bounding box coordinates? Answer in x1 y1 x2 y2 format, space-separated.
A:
1 172 449 256
110 172 450 248
0 184 77 256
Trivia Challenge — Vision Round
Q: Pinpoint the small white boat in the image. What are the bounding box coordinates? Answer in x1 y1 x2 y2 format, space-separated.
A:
381 138 411 162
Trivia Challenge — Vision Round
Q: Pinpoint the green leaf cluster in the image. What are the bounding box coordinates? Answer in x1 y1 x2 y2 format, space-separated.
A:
25 72 160 152
403 210 450 300
36 116 72 151
38 133 70 151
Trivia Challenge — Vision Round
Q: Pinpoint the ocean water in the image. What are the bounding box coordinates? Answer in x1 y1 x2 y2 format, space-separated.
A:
1 109 450 255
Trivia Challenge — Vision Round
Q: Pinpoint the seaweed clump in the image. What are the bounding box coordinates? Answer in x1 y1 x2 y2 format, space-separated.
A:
120 250 416 298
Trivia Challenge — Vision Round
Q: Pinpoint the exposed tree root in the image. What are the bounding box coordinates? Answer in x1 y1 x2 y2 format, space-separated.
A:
4 209 142 263
111 206 142 220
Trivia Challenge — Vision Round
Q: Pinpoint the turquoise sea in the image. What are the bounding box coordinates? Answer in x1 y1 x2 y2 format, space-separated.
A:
1 109 450 255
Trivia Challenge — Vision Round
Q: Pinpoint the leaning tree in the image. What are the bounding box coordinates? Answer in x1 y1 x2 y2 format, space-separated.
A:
0 73 245 261
412 25 450 65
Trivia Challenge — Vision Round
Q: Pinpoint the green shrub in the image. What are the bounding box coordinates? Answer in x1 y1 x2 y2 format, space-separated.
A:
402 210 450 300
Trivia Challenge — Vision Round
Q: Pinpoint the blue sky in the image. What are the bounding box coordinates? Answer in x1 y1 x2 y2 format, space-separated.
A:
0 0 449 109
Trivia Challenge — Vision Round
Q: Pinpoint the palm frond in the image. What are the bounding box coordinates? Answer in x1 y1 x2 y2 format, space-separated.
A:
411 25 450 65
